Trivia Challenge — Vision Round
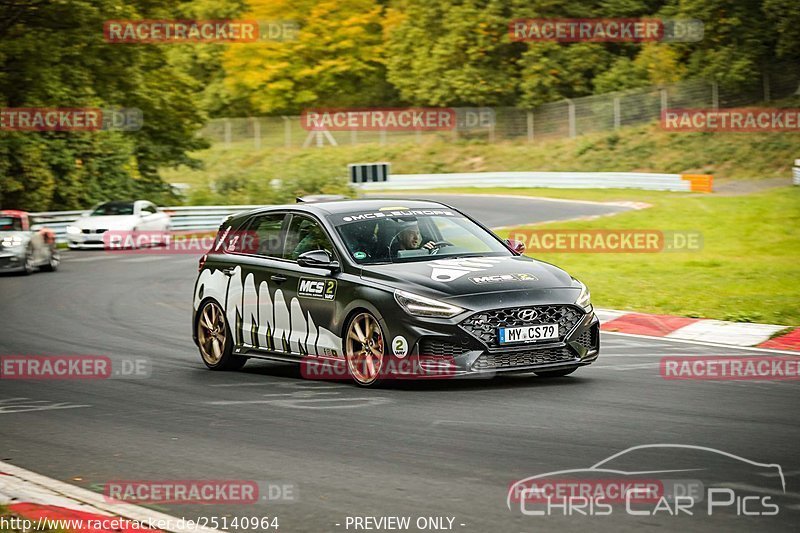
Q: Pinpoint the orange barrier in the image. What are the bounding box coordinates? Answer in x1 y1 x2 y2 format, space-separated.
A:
681 174 713 192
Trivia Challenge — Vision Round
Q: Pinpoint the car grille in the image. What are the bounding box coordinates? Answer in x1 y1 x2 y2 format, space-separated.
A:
472 347 575 370
82 229 107 234
419 339 471 358
575 328 599 350
460 305 584 347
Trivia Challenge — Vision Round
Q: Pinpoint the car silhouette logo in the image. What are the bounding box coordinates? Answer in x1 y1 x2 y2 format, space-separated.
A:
517 309 538 322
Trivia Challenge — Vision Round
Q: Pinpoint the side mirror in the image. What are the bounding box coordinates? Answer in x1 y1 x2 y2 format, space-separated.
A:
506 238 526 254
297 249 339 270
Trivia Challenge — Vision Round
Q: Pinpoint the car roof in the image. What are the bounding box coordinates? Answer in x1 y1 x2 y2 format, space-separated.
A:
97 200 136 206
0 210 28 218
242 198 453 217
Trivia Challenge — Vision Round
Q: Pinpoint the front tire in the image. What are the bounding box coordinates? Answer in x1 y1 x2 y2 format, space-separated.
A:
197 300 247 371
345 312 386 387
41 248 59 272
22 246 35 275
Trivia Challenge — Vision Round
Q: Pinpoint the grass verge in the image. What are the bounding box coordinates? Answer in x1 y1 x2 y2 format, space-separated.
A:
0 505 67 532
472 186 799 325
389 187 800 325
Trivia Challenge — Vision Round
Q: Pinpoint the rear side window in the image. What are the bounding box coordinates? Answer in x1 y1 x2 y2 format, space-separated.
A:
283 215 336 261
248 214 287 257
211 214 285 255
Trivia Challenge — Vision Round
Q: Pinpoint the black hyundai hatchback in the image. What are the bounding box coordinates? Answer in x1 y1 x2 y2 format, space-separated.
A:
192 198 599 386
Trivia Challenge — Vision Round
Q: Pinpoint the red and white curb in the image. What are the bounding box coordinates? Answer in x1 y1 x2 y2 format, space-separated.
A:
596 309 799 351
0 461 221 533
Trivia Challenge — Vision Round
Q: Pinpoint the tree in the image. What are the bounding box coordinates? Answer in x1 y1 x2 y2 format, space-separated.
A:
222 0 394 114
0 0 232 210
386 0 519 106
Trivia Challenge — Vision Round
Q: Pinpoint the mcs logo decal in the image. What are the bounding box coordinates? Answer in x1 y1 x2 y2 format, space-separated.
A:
469 273 539 284
298 278 337 301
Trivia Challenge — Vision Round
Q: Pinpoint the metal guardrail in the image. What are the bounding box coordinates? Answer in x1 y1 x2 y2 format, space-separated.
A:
30 205 259 244
355 172 701 192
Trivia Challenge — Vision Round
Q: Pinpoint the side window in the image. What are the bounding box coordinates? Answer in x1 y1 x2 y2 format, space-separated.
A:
139 203 156 214
245 214 287 257
284 215 335 261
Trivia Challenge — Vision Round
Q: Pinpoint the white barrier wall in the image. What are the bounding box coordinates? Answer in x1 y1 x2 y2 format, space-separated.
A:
356 172 692 191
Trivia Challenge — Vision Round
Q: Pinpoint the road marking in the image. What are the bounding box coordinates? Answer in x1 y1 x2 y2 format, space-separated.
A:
210 382 342 389
432 419 548 430
207 397 390 409
0 398 89 414
602 331 800 356
760 470 800 478
717 483 799 499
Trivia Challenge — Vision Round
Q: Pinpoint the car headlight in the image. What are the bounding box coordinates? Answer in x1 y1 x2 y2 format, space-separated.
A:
394 289 465 319
66 225 80 234
576 280 592 311
1 236 23 248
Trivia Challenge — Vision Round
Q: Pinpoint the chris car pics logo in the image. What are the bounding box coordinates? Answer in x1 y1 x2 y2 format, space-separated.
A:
508 444 784 518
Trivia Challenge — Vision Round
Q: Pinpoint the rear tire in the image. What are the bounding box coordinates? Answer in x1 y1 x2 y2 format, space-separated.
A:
197 300 247 371
534 366 578 378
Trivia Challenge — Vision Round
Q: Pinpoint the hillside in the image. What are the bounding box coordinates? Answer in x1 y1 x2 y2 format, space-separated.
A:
164 106 800 204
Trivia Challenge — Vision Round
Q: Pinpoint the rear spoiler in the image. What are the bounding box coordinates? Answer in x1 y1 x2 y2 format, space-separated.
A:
296 194 346 203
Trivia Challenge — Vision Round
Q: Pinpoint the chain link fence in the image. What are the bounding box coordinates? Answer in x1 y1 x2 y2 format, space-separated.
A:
201 71 799 149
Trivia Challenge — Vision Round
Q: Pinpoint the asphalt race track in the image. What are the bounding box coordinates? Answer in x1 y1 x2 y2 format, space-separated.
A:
1 196 798 532
364 193 635 228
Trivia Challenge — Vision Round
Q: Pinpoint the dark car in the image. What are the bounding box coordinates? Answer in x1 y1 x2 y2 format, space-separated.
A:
191 199 599 386
0 210 60 274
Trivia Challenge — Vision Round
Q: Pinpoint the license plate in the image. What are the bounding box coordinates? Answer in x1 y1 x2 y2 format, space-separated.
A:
498 324 558 344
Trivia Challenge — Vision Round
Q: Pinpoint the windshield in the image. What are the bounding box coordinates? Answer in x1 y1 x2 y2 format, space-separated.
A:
90 202 135 216
333 208 512 264
0 216 23 231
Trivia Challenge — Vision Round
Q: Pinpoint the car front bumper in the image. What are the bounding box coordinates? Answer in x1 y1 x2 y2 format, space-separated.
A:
380 305 600 378
0 249 26 272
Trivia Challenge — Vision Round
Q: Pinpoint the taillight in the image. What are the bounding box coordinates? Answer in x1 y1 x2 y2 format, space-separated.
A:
198 253 207 272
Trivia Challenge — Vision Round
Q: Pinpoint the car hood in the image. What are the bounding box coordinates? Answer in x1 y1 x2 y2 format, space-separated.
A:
74 215 139 230
360 255 581 306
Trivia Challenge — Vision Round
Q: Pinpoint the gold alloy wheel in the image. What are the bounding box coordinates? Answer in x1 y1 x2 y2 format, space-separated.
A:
345 312 385 385
198 301 227 366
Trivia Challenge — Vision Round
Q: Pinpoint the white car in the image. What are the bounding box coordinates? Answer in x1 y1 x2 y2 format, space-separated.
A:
66 200 171 249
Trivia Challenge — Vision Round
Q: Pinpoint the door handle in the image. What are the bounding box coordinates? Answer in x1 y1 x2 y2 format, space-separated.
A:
270 274 288 283
222 267 235 276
